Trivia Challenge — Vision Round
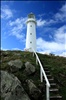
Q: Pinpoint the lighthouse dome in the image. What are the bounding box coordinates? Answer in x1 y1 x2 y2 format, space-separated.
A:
28 12 35 19
26 13 36 24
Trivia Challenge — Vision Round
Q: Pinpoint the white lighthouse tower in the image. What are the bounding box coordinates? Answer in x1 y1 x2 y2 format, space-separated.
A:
26 13 37 52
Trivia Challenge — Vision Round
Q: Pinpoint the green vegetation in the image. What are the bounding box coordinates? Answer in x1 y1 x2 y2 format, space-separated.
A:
38 53 66 100
1 50 66 100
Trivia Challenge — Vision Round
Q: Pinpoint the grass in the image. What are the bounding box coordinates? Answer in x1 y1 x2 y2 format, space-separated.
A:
1 50 66 100
38 53 66 100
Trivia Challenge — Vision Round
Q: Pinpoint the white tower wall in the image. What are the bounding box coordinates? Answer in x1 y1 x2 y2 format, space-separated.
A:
26 13 36 52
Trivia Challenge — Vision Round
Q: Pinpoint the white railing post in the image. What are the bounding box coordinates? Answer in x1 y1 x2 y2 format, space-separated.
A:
31 48 50 100
46 84 50 100
40 67 43 82
36 56 38 65
33 52 34 57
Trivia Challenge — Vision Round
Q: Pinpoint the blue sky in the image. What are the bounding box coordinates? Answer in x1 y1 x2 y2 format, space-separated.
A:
1 1 66 57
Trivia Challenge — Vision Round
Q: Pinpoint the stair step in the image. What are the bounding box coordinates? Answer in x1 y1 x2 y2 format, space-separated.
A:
45 71 50 72
44 67 48 69
44 78 54 83
47 75 52 79
47 75 52 77
49 78 54 81
45 71 50 74
45 83 56 88
50 95 62 99
50 83 56 88
44 68 49 71
50 88 58 92
48 78 54 83
50 83 56 86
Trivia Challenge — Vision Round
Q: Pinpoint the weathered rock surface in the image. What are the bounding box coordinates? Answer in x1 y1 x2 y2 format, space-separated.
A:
13 52 21 56
1 70 30 100
25 62 36 75
8 59 23 72
26 79 41 100
1 51 9 57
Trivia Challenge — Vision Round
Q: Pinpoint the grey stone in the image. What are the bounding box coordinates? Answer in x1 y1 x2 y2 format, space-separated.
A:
25 62 36 75
26 79 41 100
1 70 30 100
13 52 21 56
8 59 23 72
0 60 2 63
2 51 9 57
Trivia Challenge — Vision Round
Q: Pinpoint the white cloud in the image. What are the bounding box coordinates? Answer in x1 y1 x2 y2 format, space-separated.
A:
54 3 66 21
12 48 22 50
37 6 66 56
38 13 45 17
36 4 66 55
1 47 9 51
60 3 66 12
59 51 66 57
36 16 56 27
37 19 46 27
37 25 66 57
9 17 27 42
9 17 26 26
54 25 66 43
37 3 66 27
37 38 65 52
46 19 57 25
1 5 13 19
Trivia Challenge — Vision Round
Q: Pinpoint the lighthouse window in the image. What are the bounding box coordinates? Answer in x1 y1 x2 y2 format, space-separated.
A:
30 42 32 43
30 33 32 35
30 25 32 27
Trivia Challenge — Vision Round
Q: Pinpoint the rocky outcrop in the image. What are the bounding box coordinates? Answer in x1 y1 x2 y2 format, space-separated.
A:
1 51 9 57
25 62 36 75
8 59 23 72
1 70 30 100
13 52 21 56
26 79 41 100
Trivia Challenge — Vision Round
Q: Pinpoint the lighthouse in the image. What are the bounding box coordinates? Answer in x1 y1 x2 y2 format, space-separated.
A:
26 13 37 52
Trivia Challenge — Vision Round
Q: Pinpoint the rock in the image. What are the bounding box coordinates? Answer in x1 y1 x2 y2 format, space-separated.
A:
0 60 2 63
13 52 21 56
8 59 23 72
2 51 9 57
1 70 30 100
26 79 41 100
38 82 45 93
25 62 36 75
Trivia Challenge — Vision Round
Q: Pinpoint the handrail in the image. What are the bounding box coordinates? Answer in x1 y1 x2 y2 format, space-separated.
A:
32 49 50 87
25 48 50 100
32 48 50 100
